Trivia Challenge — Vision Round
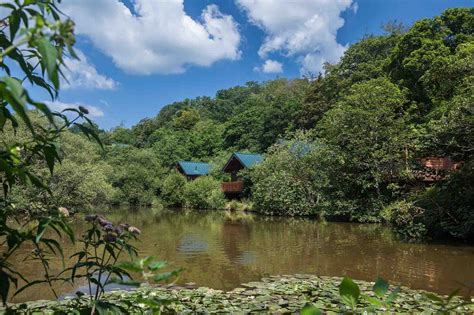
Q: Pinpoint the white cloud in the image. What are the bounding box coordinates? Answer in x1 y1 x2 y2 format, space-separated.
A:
254 59 283 73
62 0 241 75
63 50 118 90
236 0 354 74
45 101 104 118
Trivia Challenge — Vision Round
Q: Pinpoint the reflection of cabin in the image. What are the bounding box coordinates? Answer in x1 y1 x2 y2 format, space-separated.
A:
176 161 210 180
416 156 462 182
221 152 263 195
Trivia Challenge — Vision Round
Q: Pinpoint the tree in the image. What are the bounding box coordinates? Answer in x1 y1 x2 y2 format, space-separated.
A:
107 147 165 206
161 171 187 207
317 78 409 221
183 176 225 209
251 132 331 216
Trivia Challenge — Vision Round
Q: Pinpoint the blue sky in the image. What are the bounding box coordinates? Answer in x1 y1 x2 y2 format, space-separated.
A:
36 0 473 129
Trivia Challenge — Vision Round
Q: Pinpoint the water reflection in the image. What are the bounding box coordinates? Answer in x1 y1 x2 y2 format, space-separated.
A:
8 208 474 303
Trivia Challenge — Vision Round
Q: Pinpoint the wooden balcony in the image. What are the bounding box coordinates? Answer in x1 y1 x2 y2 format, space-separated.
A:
221 181 243 194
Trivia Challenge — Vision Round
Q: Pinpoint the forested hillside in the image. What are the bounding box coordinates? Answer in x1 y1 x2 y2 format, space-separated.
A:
10 8 473 241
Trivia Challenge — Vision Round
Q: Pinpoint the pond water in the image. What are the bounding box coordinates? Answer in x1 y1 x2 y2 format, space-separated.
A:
10 208 474 303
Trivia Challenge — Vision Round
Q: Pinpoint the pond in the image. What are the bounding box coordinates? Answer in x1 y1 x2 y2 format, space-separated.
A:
9 208 474 303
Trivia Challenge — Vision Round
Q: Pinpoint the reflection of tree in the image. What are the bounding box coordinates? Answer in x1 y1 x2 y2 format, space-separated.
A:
221 220 251 262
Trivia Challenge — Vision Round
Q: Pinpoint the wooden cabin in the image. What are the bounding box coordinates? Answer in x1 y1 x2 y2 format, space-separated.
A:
221 152 263 196
416 156 462 182
176 161 210 181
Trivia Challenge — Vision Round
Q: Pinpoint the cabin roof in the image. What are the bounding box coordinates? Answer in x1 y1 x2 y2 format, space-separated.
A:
223 152 263 172
177 161 210 176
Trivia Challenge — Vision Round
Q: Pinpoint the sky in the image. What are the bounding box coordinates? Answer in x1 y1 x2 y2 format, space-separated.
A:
30 0 473 129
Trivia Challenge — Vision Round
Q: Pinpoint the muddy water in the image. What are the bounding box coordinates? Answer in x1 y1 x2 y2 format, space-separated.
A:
9 208 474 302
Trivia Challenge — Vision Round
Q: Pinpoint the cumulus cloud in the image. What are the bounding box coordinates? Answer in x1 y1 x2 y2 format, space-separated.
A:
236 0 354 74
62 0 241 75
63 50 118 90
254 59 283 73
45 101 105 118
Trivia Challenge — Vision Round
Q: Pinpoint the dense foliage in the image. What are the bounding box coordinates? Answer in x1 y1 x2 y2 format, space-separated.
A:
8 8 473 241
0 0 112 306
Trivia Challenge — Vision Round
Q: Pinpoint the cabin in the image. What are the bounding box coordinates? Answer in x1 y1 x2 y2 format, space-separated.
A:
221 152 263 195
415 156 462 182
176 161 210 180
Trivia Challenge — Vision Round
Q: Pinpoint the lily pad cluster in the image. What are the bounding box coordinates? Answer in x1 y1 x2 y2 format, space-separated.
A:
4 274 473 314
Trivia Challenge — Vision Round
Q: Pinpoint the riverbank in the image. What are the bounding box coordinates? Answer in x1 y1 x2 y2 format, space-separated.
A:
4 275 473 313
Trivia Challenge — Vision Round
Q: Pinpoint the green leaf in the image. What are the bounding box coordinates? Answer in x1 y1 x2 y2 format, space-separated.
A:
35 219 49 243
148 261 167 271
13 280 46 298
0 76 33 132
301 303 323 315
339 277 360 309
74 123 104 149
116 261 142 273
31 100 55 126
153 268 183 283
447 288 460 302
43 144 57 174
36 38 58 87
95 300 125 315
9 11 20 41
425 292 444 304
373 277 389 297
26 172 50 193
386 286 401 304
365 296 384 306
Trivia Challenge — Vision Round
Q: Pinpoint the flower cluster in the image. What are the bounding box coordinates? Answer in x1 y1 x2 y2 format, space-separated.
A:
84 214 141 243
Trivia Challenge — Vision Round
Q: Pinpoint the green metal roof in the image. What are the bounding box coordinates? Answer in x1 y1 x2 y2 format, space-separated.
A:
233 152 264 168
177 161 210 176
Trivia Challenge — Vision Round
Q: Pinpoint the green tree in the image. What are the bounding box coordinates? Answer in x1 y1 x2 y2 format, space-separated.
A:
161 171 186 207
183 176 225 209
251 133 331 216
317 78 409 221
107 147 165 206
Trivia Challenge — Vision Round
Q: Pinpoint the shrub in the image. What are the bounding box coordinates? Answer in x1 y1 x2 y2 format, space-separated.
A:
251 133 329 216
381 200 428 241
161 171 187 207
183 176 225 209
107 148 165 206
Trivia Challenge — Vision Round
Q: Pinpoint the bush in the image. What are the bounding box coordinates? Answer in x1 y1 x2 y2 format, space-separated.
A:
161 171 187 207
9 132 116 212
107 148 165 206
381 200 428 241
251 134 329 216
183 176 225 209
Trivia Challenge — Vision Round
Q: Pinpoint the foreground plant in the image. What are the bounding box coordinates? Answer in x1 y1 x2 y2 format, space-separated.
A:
64 215 181 314
302 276 473 314
0 0 102 305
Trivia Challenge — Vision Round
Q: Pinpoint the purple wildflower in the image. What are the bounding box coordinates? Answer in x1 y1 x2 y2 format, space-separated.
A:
103 223 114 232
114 225 124 235
103 233 117 243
